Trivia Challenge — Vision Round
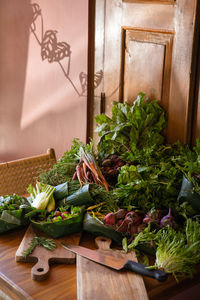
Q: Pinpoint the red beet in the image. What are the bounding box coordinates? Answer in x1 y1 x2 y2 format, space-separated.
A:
125 211 142 226
114 209 126 220
103 213 116 225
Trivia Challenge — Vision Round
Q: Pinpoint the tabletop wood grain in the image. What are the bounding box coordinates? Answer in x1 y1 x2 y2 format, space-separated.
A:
0 228 200 300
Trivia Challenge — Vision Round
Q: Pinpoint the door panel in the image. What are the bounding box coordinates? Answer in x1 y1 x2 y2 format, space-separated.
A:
94 0 198 144
124 29 173 112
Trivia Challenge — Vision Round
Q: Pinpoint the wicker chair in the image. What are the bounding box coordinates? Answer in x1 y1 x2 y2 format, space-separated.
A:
0 148 56 196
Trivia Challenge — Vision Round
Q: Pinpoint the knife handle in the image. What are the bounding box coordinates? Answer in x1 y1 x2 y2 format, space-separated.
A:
123 260 168 282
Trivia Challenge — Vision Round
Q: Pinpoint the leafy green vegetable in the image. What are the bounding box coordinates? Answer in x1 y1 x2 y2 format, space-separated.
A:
113 147 183 212
148 219 200 278
89 184 119 213
59 138 93 164
123 219 200 278
0 194 29 215
23 236 57 258
123 223 156 252
59 183 118 213
39 162 77 186
31 206 84 238
38 138 94 186
0 194 31 233
95 92 167 162
27 183 56 212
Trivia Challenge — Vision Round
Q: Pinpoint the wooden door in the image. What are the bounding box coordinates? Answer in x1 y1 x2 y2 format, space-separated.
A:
92 0 199 144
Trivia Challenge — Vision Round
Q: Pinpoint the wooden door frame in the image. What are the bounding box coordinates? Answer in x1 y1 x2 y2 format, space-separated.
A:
191 0 200 145
86 0 96 143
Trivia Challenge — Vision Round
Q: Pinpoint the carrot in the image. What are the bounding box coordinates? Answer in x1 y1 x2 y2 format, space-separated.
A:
82 162 89 182
76 163 84 185
72 171 77 180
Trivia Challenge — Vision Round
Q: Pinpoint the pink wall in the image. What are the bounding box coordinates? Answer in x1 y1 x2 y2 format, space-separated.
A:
0 0 88 161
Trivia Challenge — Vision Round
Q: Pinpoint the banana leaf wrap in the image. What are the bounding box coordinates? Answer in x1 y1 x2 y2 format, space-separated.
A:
83 212 156 256
0 207 31 234
53 180 81 201
58 184 94 207
83 212 122 244
0 196 31 234
31 207 85 238
178 176 200 212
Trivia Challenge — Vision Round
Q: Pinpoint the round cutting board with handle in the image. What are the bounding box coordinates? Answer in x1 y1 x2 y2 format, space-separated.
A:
77 236 149 300
15 224 81 281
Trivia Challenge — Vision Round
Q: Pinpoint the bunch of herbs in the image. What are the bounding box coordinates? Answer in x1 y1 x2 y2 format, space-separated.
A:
38 138 93 186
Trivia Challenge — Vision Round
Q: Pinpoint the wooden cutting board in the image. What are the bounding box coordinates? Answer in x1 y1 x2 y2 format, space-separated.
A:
77 236 149 300
15 224 81 281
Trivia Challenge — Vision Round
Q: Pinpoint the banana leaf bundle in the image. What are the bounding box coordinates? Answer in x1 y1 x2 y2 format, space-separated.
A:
57 182 118 211
0 195 31 234
178 176 200 213
83 212 156 256
83 212 123 244
30 206 85 238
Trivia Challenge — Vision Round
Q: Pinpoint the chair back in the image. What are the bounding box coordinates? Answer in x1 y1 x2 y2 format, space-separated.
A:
0 148 56 196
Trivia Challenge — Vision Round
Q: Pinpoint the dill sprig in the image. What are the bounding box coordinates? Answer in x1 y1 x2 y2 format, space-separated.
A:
23 236 57 258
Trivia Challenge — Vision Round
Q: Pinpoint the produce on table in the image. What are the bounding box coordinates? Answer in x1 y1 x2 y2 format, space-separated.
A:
95 92 167 163
154 219 200 279
160 208 177 229
103 209 144 237
72 146 109 191
83 211 125 245
2 92 200 280
53 180 80 201
38 138 84 185
30 206 84 238
178 175 200 213
122 218 200 279
60 183 118 212
0 194 31 233
27 182 56 212
23 236 57 258
143 208 166 226
100 155 126 185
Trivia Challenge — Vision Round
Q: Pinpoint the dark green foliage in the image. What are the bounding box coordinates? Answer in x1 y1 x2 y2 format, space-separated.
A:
38 138 94 186
113 145 183 212
39 162 77 186
95 93 167 162
0 195 31 233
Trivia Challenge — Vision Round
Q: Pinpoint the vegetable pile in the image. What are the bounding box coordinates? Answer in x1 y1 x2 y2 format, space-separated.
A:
0 194 31 233
1 92 200 280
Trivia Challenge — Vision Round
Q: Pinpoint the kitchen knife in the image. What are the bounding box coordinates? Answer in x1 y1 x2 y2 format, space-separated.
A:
61 242 168 282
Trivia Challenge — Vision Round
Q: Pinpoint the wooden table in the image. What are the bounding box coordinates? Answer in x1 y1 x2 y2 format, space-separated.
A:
0 228 200 300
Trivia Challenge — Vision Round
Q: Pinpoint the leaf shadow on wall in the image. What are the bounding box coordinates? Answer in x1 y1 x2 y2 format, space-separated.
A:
30 3 103 97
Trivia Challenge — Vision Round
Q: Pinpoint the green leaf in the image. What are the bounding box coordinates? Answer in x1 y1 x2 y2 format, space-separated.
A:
95 114 113 125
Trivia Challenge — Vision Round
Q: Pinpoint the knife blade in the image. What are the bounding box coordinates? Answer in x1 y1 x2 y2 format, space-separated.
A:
61 242 168 282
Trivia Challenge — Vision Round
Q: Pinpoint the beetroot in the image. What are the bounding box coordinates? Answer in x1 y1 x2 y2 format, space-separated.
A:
116 218 129 233
103 213 116 225
125 211 143 226
160 208 177 228
114 209 126 220
143 209 164 225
